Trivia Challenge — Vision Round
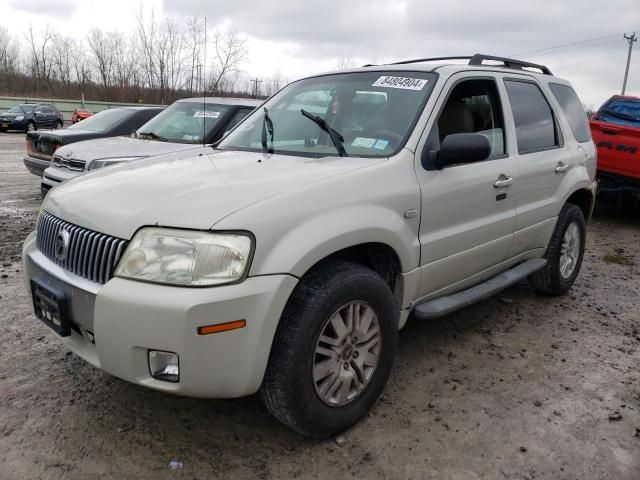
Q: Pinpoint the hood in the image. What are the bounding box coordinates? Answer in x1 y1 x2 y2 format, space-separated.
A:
0 112 21 119
55 136 200 162
43 149 383 239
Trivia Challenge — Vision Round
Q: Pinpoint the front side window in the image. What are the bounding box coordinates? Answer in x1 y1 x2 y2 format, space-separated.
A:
505 80 559 154
136 102 231 143
549 83 591 142
218 71 437 158
437 78 505 158
68 108 133 132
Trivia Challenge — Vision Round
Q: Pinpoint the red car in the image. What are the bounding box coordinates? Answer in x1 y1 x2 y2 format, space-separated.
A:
590 95 640 196
71 108 93 124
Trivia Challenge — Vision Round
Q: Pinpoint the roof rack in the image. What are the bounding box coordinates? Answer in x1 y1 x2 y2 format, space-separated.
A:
387 53 552 75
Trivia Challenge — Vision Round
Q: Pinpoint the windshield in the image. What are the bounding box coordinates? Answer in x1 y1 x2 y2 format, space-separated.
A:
68 108 132 132
136 102 231 143
218 71 436 157
598 98 640 127
8 105 33 113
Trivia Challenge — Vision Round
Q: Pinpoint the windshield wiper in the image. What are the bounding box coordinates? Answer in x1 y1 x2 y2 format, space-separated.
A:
261 107 274 154
137 131 168 142
300 109 348 157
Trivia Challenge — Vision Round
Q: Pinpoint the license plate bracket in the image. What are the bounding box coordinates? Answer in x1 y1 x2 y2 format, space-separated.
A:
31 279 71 337
1 123 8 128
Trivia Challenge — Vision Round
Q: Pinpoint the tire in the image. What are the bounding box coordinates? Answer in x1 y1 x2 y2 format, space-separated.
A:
26 121 36 132
55 120 63 129
261 260 398 438
528 203 586 296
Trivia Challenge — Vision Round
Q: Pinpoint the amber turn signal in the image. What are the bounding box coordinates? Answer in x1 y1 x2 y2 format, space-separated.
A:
197 319 246 335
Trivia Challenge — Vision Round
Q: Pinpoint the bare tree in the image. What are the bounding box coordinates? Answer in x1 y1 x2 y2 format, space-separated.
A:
50 34 77 85
25 24 55 86
334 55 355 70
0 26 21 74
264 69 286 96
209 29 248 94
185 16 204 93
87 29 116 90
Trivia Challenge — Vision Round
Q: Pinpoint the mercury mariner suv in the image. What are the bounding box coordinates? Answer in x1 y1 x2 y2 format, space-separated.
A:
23 54 597 438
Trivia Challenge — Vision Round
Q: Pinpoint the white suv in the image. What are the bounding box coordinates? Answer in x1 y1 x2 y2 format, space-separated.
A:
23 54 597 438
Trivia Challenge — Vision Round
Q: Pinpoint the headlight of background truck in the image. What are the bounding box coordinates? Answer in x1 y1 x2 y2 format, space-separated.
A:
114 228 253 287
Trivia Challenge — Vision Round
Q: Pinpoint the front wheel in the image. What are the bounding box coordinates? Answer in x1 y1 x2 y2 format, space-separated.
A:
529 203 586 295
261 261 398 438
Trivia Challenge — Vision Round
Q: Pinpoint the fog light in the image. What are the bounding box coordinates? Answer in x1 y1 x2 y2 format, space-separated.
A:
148 350 179 382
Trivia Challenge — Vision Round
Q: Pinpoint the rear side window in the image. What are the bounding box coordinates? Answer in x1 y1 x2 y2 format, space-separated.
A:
549 84 590 142
505 80 559 154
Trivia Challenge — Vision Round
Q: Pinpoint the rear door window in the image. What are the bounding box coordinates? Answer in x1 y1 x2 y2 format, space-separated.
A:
549 83 591 142
505 80 560 154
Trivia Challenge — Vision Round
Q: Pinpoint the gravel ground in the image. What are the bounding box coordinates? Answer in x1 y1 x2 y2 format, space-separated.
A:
0 132 639 480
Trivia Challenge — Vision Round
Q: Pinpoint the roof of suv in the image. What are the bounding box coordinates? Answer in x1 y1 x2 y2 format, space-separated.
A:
177 97 262 107
312 54 561 81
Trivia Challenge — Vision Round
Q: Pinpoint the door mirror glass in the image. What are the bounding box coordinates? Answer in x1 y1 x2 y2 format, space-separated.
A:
438 133 491 167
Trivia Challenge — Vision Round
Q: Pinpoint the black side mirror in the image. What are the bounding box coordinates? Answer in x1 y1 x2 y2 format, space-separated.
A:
436 133 491 168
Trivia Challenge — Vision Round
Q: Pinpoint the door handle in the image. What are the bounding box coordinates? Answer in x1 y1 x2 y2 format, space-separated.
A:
555 162 570 174
493 175 513 188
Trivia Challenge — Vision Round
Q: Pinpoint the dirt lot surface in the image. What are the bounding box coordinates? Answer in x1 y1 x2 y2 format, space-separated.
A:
0 132 639 479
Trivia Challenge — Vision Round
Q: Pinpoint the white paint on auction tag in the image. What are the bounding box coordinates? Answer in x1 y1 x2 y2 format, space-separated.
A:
194 111 221 118
372 76 428 90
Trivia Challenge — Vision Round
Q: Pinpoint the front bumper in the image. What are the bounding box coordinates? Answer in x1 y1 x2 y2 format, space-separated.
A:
42 166 81 195
0 119 26 131
23 155 51 177
22 235 298 398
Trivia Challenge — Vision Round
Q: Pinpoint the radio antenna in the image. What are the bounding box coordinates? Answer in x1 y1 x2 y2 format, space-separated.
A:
203 16 207 147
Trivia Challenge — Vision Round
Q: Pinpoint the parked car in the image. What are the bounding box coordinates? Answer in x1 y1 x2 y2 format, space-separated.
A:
589 95 640 198
71 108 94 124
0 103 63 133
24 106 163 178
40 97 260 195
23 54 596 438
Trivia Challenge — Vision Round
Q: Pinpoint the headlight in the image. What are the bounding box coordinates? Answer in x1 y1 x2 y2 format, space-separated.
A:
88 157 140 171
114 228 253 287
15 115 24 121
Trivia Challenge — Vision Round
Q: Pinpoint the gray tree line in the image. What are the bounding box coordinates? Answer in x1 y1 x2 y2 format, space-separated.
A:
0 10 287 103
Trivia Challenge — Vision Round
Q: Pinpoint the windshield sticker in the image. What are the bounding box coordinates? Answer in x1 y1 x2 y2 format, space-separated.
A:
194 111 220 118
373 139 389 150
352 137 377 148
372 76 428 91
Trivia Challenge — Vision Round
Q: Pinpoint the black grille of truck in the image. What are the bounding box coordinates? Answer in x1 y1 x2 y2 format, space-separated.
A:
36 211 128 284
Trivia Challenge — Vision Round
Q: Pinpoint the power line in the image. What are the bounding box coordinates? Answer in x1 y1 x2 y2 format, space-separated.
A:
510 32 630 57
519 38 624 59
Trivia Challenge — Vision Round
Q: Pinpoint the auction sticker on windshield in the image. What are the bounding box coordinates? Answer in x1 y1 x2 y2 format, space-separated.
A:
372 76 428 90
194 111 221 118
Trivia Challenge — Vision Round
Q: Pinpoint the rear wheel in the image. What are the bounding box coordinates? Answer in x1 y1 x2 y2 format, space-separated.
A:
26 121 35 133
55 120 63 129
529 203 586 295
261 260 398 438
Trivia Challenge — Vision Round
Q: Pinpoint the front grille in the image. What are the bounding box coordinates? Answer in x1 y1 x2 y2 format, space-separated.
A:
52 154 86 171
36 211 128 284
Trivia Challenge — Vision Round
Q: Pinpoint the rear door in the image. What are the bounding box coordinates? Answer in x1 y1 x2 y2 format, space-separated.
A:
502 77 573 256
414 73 517 297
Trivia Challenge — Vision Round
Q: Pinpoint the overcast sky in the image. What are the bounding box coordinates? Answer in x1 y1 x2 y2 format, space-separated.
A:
1 0 638 107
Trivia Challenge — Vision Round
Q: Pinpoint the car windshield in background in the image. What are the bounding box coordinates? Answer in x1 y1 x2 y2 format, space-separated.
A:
136 102 231 143
68 108 132 132
8 105 33 113
599 98 640 127
218 71 436 158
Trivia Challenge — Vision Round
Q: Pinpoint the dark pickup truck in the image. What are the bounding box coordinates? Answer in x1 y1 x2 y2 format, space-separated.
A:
23 106 162 177
590 95 640 199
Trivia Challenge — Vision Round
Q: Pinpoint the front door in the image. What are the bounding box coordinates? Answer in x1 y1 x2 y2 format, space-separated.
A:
414 75 517 298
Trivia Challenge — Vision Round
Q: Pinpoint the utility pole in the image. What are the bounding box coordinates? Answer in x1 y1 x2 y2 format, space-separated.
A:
251 78 263 98
622 32 637 95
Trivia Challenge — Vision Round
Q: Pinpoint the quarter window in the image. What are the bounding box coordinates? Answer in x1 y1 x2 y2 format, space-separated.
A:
549 83 591 143
505 80 559 154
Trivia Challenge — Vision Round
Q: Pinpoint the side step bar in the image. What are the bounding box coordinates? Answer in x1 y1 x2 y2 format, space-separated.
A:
412 258 547 320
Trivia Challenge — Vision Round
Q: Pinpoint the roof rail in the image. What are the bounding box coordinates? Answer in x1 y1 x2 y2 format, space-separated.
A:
386 53 552 75
468 54 552 75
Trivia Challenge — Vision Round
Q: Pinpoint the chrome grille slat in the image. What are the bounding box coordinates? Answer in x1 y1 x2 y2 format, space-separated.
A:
35 212 128 285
